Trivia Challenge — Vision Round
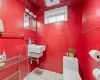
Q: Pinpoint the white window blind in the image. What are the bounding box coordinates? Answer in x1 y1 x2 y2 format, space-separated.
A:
44 6 68 24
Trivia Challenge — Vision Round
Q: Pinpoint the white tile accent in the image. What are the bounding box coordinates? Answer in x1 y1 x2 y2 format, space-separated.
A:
24 68 63 80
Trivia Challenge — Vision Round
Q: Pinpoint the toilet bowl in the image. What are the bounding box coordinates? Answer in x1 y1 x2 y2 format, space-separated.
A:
63 56 82 80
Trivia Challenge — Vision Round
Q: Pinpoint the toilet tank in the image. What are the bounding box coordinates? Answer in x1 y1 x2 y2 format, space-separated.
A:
63 56 79 72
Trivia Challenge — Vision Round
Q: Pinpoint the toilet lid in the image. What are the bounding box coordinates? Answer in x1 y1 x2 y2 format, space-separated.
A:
63 69 82 80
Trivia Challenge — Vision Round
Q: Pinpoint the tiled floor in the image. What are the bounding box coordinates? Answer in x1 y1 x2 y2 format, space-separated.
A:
24 68 63 80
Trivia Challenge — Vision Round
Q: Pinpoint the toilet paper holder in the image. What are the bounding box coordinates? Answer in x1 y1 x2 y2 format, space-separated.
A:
89 50 100 80
89 50 100 62
97 55 100 59
93 68 100 80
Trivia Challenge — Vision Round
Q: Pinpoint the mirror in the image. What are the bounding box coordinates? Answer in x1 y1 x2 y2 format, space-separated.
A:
24 13 36 31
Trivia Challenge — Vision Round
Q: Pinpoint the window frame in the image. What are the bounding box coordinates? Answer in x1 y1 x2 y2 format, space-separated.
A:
44 6 68 24
24 13 30 29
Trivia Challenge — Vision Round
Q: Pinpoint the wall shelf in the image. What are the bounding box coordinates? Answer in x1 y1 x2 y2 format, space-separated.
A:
0 32 24 39
0 55 29 80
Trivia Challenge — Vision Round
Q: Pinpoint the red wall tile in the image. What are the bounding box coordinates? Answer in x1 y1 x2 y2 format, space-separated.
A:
0 0 36 79
36 4 82 74
82 0 100 80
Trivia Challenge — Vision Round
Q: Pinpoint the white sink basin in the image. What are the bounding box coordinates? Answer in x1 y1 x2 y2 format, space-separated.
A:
28 44 46 58
28 44 46 53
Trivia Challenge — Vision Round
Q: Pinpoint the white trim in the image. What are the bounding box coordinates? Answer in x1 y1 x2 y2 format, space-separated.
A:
25 8 30 13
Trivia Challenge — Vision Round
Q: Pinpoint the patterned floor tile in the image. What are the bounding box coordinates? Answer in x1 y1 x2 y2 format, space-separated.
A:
23 68 63 80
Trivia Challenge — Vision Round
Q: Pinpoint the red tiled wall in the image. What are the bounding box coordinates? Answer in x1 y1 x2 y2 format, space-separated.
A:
36 4 82 75
0 0 36 79
82 0 100 80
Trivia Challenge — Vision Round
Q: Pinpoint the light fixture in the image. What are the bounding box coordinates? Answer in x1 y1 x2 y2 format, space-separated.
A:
45 0 60 7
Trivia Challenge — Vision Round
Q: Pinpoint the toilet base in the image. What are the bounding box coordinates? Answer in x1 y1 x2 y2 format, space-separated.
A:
63 69 81 80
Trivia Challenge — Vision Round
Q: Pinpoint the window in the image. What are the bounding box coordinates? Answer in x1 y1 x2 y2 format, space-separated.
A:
57 12 65 22
32 18 36 31
44 6 68 24
49 16 56 23
24 13 30 28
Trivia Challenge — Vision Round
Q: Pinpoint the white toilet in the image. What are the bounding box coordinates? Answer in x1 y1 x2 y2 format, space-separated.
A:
63 56 82 80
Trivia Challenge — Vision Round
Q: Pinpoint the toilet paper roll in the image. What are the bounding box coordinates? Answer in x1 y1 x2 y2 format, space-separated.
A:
93 68 100 80
89 50 100 62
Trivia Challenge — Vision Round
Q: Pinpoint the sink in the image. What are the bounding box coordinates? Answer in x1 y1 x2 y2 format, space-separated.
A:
28 44 46 53
28 44 46 58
